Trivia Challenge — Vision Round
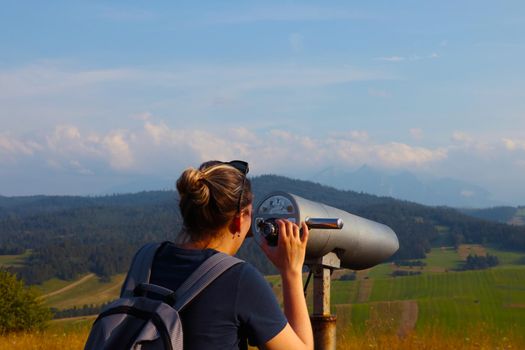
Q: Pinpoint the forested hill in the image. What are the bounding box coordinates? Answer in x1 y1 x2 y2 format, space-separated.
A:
1 175 524 284
460 206 525 226
0 192 175 219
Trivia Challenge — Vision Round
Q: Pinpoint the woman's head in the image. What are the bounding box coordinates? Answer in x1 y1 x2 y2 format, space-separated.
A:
176 160 253 242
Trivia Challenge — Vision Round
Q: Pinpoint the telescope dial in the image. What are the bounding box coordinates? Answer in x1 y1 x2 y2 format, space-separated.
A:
259 195 295 215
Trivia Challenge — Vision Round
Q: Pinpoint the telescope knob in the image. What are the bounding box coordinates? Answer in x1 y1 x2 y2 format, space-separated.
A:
257 218 279 246
305 217 344 230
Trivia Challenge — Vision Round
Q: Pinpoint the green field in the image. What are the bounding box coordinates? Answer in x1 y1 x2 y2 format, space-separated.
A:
3 243 524 343
365 246 461 280
486 247 525 266
327 245 525 336
0 250 31 268
39 273 125 310
227 244 525 338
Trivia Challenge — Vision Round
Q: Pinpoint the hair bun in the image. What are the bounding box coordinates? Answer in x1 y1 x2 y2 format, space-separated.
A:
176 168 210 206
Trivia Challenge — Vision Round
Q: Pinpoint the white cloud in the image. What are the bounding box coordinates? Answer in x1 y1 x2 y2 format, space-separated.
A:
328 130 369 142
269 129 293 140
0 121 450 176
451 131 473 143
10 122 525 196
6 121 525 203
42 125 136 172
230 127 257 142
502 138 525 151
373 142 447 167
141 122 251 165
0 134 39 158
449 131 497 157
103 131 135 170
261 129 445 170
144 121 171 145
46 125 102 158
190 125 442 170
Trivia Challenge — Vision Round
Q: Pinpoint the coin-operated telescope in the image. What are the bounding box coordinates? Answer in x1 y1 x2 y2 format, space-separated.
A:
252 191 399 270
252 192 399 350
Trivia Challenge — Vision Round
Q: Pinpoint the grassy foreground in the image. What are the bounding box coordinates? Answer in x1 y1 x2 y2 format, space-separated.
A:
1 244 524 348
0 323 522 350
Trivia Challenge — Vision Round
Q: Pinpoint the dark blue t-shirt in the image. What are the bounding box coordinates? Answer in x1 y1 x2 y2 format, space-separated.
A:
149 242 288 350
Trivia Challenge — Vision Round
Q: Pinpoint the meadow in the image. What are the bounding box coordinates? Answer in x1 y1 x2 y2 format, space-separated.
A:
1 244 525 349
0 250 31 268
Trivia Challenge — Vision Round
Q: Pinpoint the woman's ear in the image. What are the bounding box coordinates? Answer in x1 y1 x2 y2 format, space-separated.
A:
229 215 241 235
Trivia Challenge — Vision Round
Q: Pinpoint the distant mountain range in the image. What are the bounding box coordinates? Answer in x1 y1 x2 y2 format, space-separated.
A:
94 165 508 208
309 165 499 208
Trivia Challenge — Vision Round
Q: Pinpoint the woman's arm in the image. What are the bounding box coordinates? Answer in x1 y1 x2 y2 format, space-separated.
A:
260 220 313 350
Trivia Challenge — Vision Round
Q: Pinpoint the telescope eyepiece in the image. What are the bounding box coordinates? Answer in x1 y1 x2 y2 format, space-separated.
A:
257 218 279 246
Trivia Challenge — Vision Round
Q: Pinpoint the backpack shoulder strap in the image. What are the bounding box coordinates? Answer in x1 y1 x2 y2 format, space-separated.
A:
120 242 166 298
173 252 243 311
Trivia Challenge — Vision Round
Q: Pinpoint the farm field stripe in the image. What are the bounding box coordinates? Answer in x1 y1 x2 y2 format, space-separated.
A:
39 274 95 300
397 300 418 337
357 278 373 303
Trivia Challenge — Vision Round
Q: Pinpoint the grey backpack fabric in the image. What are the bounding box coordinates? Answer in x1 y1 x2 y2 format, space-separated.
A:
84 242 243 350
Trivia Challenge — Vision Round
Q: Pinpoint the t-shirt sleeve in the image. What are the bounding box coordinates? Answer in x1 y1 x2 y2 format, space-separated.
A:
236 263 288 346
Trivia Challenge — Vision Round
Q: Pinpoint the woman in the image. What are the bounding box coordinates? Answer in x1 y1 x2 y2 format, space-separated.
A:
149 160 313 350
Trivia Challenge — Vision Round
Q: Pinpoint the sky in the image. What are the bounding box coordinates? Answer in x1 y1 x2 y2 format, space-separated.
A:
1 1 524 204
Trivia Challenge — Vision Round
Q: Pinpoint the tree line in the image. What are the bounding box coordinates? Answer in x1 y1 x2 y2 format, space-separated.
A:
1 175 524 285
461 254 500 270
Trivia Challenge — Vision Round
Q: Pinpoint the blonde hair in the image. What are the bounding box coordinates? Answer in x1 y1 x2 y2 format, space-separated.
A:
176 161 252 242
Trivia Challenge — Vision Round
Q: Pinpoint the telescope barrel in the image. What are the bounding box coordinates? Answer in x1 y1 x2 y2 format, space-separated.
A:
252 191 399 270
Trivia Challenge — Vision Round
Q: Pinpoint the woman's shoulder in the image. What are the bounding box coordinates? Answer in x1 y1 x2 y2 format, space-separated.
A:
234 261 274 294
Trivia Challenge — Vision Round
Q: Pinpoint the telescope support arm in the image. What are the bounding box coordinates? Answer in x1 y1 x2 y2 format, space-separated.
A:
307 252 340 350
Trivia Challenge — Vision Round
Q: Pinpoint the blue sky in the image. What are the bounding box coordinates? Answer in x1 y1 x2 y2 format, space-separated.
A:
1 1 524 204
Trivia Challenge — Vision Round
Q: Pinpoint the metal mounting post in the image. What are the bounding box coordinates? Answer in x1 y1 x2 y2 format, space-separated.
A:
307 252 340 350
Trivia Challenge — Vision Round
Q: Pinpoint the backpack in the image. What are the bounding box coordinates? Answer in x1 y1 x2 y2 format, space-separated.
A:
84 242 243 350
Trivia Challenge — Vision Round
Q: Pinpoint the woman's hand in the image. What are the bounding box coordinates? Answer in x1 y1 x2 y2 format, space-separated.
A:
260 220 314 350
261 220 309 278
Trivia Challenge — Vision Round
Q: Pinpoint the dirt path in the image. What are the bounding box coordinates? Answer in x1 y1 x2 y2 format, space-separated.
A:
92 275 125 298
39 273 95 300
50 315 97 323
397 300 418 338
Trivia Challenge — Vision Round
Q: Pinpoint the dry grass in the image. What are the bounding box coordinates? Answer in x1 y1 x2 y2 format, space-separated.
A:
0 331 88 350
337 332 522 350
337 325 524 350
2 326 523 350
